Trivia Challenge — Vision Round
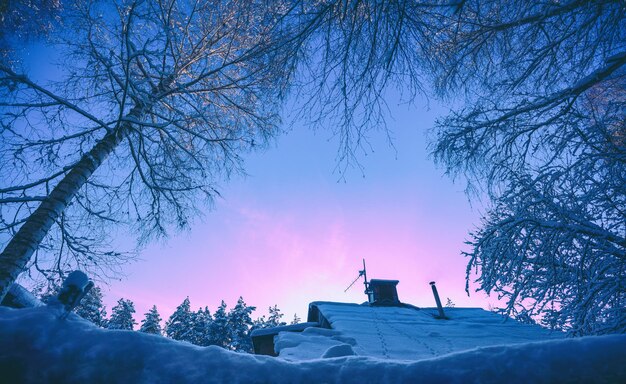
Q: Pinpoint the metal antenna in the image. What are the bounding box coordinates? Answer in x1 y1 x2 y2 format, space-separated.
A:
344 272 363 292
361 258 369 294
344 259 368 293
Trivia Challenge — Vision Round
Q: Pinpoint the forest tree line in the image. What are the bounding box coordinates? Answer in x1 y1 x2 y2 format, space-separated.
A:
36 285 298 353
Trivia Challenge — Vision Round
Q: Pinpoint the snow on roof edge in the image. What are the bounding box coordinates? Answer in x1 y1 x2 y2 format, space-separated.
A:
251 322 319 337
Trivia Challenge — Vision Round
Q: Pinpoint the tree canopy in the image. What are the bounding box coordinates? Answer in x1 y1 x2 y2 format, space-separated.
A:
429 0 625 335
1 0 624 334
0 0 291 299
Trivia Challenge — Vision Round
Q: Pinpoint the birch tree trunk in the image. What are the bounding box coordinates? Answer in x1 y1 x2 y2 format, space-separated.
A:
0 0 292 299
0 106 143 302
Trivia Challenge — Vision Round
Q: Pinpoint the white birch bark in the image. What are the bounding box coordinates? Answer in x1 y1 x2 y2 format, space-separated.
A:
0 105 143 302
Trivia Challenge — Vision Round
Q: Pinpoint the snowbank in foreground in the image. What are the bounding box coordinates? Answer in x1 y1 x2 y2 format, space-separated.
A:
1 306 624 383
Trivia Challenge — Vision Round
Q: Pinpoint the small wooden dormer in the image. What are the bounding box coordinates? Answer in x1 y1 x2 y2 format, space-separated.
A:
367 279 400 306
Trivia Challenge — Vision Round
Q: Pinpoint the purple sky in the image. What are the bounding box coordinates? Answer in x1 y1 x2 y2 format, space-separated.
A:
21 43 495 322
101 97 496 322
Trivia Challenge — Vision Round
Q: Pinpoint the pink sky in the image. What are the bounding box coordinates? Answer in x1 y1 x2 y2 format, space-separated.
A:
101 99 498 323
18 43 497 323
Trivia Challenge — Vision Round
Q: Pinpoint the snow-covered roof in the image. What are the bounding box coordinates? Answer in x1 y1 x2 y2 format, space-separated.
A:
274 301 563 361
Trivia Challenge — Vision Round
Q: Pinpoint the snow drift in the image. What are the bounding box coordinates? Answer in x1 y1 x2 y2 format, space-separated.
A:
1 306 624 383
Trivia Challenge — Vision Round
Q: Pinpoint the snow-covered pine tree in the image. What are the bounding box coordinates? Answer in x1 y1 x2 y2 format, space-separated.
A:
165 297 194 342
252 315 268 331
139 305 163 335
250 306 287 331
267 305 286 327
74 285 107 327
228 296 256 352
190 307 212 346
290 313 301 325
208 301 230 348
107 298 136 330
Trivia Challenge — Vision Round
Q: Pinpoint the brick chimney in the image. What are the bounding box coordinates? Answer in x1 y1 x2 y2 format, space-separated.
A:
366 279 400 306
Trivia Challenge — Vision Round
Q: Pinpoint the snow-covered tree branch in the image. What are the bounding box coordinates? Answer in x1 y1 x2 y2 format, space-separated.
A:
0 0 291 301
430 0 625 334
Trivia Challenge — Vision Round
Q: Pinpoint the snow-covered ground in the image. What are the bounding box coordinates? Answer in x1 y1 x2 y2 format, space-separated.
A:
1 306 625 383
